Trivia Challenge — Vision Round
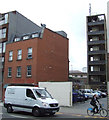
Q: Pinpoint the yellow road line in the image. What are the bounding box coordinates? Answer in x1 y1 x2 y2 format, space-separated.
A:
74 114 82 116
56 112 63 115
84 116 91 118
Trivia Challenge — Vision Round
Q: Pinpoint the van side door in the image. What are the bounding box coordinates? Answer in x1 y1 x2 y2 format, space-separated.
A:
24 89 36 108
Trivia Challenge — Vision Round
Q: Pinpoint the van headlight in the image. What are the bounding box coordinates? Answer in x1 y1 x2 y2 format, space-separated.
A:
42 102 49 107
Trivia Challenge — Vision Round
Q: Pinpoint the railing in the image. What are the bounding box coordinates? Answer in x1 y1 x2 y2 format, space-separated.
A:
88 20 104 26
88 31 104 35
88 71 106 75
88 50 106 55
88 40 105 45
88 60 106 65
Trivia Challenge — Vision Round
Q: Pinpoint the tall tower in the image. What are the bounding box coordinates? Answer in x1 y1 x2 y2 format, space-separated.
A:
86 14 107 90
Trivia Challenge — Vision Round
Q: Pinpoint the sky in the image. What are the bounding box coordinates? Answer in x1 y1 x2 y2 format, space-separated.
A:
0 0 109 71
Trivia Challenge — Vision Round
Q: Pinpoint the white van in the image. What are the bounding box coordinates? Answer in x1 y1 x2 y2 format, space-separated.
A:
4 86 60 116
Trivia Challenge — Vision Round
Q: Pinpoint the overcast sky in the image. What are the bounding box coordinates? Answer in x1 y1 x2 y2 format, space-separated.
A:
1 0 109 71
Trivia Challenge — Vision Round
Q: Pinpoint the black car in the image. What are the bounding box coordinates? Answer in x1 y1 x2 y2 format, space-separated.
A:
72 90 85 103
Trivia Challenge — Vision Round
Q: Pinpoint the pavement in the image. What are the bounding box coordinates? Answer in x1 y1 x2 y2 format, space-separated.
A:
0 102 3 106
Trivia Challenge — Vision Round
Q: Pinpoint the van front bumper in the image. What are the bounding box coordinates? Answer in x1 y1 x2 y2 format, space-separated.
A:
39 107 60 114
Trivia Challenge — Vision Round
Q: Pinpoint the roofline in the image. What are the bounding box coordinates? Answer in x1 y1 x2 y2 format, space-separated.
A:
45 27 69 40
87 13 106 17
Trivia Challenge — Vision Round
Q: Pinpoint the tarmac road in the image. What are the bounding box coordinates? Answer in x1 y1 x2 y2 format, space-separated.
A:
0 97 108 119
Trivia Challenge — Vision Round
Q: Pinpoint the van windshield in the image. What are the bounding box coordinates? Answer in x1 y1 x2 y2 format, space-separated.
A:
34 89 52 99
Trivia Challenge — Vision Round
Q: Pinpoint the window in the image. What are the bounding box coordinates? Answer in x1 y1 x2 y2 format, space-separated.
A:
23 35 29 40
27 65 32 76
3 42 6 53
17 49 22 60
27 48 32 59
0 57 4 62
2 28 6 38
0 57 4 69
32 33 39 38
26 89 35 99
0 19 5 26
0 42 6 53
17 66 21 77
75 75 77 77
81 75 83 77
0 28 6 39
14 37 20 42
34 89 52 98
0 43 2 53
8 67 12 77
0 14 8 25
9 51 13 61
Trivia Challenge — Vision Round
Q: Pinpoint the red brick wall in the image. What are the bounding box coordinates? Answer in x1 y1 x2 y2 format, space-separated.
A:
4 28 69 85
4 38 38 85
37 28 69 82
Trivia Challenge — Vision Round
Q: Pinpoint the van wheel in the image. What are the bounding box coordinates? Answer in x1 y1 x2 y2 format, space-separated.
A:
49 112 55 116
7 105 13 113
32 107 40 117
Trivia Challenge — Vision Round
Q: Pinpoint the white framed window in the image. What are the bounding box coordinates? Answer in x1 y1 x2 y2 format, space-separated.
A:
3 42 6 53
9 51 13 61
32 33 39 38
23 35 29 40
17 49 22 60
27 65 32 76
27 48 32 59
14 37 20 42
8 67 12 77
17 66 21 77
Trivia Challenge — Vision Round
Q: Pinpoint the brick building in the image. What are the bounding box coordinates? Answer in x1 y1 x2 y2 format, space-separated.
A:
0 10 41 100
4 27 69 87
69 70 88 89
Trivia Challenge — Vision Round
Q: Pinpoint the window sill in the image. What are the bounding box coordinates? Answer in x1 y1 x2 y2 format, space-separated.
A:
8 76 12 78
26 57 32 60
16 59 22 61
26 75 32 78
16 76 21 78
8 60 13 62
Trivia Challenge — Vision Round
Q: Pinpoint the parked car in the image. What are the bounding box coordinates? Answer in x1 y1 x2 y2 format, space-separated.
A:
84 93 89 101
93 91 101 98
95 90 107 98
76 90 85 102
79 89 95 99
72 90 78 103
72 90 85 103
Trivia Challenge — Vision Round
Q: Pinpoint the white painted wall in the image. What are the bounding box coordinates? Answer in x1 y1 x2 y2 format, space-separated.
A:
38 82 72 106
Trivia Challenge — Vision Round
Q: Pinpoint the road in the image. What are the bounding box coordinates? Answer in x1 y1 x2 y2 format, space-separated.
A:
0 97 108 119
